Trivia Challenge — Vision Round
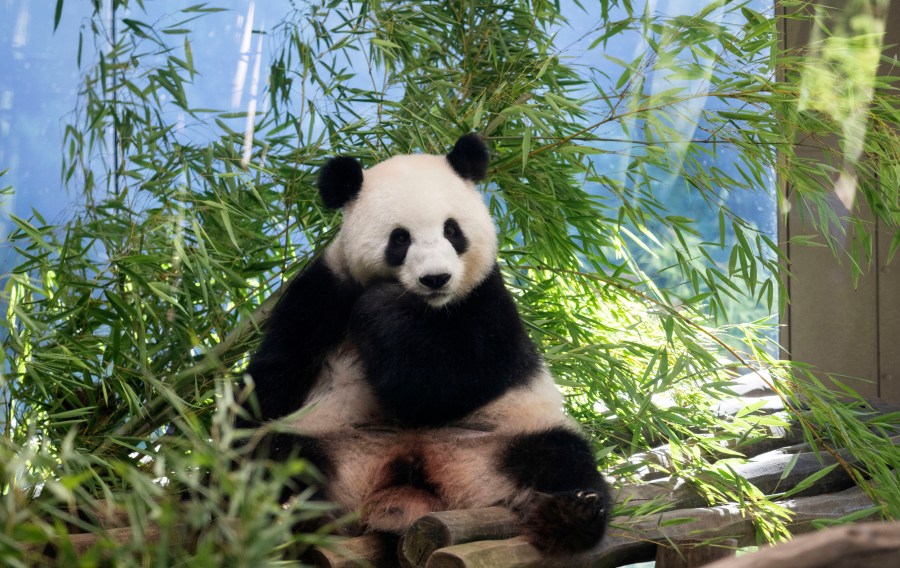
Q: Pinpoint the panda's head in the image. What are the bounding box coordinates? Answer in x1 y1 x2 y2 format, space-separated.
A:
319 134 496 308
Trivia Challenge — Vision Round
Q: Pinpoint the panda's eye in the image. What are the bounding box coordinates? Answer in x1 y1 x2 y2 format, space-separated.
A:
390 228 411 246
443 218 469 255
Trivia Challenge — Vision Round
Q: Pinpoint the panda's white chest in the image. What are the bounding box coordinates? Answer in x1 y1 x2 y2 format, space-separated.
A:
286 343 382 435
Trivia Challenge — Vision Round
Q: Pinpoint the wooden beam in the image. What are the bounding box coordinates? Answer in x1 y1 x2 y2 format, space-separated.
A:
703 522 900 568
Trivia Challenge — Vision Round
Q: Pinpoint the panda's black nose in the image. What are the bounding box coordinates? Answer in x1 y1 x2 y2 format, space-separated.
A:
419 273 451 290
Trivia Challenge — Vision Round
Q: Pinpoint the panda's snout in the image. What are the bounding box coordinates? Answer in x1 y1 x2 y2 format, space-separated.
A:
419 273 451 290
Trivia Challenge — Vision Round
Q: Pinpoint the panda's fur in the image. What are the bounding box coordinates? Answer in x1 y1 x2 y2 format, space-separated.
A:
241 134 611 554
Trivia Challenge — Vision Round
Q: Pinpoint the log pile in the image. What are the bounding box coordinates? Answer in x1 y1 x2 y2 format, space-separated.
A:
313 486 880 567
18 498 189 562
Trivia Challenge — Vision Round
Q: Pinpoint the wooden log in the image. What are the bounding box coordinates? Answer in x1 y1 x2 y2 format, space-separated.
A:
607 485 878 565
426 537 541 568
399 507 520 567
19 521 189 562
66 525 165 554
70 498 131 530
425 485 877 568
310 533 397 568
729 422 806 460
728 370 776 398
732 435 896 498
618 435 899 510
712 395 785 418
628 422 806 482
769 487 881 536
702 522 900 568
655 538 737 568
616 475 706 511
626 394 898 483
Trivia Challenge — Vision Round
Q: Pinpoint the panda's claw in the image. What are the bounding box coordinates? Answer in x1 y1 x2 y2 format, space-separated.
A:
522 490 611 555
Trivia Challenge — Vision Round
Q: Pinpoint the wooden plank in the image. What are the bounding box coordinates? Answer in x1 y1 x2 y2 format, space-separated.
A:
877 0 900 404
785 150 880 399
703 522 900 568
877 205 900 403
426 486 877 568
781 0 882 399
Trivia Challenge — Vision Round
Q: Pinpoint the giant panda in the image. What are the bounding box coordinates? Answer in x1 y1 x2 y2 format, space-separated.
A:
240 133 611 554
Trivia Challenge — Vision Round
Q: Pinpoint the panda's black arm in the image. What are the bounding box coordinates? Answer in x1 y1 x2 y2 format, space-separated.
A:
240 256 361 425
500 427 612 554
350 265 541 427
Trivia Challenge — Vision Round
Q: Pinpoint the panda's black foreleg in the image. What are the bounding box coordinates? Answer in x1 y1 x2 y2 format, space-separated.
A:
499 427 611 554
240 256 361 426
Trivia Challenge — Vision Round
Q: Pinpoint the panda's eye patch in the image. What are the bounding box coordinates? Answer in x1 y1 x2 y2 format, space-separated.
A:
443 218 469 255
385 227 412 267
390 228 411 246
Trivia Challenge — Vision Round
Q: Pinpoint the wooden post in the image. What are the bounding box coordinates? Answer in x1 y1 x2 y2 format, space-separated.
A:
656 539 738 568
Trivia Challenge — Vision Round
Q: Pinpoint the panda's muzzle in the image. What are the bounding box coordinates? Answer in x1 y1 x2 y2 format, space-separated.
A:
419 273 451 290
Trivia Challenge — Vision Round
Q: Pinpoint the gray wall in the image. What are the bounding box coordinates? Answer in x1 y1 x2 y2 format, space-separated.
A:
780 0 900 402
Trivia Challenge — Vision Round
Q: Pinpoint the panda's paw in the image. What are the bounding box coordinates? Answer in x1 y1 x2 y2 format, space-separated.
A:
357 279 426 314
359 278 405 303
521 490 610 555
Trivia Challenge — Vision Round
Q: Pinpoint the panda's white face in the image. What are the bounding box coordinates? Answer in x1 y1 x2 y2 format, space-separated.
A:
333 154 497 307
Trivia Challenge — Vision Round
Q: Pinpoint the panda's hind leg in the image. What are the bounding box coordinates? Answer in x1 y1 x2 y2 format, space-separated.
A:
499 427 611 554
242 431 334 505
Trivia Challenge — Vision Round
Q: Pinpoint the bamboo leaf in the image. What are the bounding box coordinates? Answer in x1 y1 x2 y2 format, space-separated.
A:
54 0 64 32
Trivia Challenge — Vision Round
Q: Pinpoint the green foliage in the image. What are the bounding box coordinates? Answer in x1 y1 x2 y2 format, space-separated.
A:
1 381 337 566
2 0 899 564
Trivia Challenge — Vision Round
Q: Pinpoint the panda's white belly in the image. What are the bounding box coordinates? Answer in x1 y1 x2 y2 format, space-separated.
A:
286 343 578 534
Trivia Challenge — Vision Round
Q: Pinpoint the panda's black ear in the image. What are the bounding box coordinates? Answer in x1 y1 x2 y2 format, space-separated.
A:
318 156 363 209
447 133 489 182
